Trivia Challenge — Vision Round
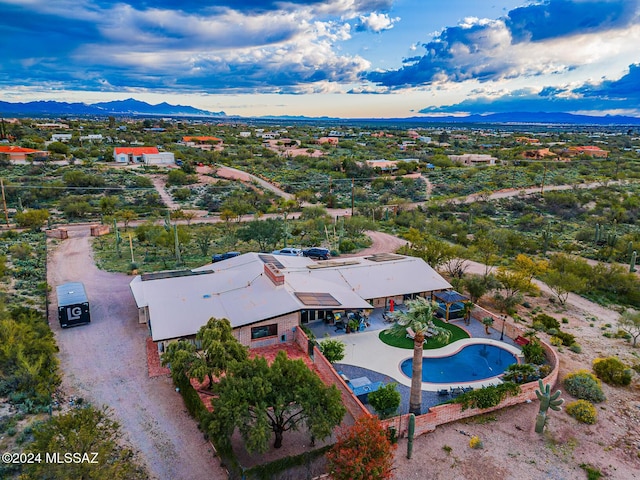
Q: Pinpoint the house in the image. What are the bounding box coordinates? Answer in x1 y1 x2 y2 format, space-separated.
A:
181 136 222 151
130 252 452 352
448 153 497 166
0 145 47 162
567 146 609 158
317 137 339 145
113 147 175 165
51 134 73 142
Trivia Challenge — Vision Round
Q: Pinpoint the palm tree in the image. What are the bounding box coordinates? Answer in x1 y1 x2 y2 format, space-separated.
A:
387 297 451 415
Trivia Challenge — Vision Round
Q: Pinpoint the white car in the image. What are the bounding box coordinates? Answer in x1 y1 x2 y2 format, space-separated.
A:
271 248 303 256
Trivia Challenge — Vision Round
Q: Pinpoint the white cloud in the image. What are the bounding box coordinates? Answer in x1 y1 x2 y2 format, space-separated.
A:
357 12 400 32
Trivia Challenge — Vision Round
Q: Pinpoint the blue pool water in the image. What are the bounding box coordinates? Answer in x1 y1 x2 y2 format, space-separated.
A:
400 344 518 383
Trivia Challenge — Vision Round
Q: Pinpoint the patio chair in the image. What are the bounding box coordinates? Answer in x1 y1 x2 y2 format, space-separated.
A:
437 389 449 396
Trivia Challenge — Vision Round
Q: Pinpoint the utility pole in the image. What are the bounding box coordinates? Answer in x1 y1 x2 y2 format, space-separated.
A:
0 178 9 225
351 178 354 216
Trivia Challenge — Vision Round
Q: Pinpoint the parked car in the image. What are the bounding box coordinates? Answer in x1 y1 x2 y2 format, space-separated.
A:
272 248 303 256
302 247 331 260
211 251 241 262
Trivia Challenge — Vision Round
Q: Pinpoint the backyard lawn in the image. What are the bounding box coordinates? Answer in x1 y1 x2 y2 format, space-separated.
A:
378 319 469 349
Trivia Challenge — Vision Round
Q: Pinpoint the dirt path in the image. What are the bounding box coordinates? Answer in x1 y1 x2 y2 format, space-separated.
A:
47 226 226 480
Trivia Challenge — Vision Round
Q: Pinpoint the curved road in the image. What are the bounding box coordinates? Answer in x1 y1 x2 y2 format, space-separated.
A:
47 226 226 480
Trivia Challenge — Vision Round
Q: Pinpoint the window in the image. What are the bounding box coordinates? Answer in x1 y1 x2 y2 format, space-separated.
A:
251 324 278 340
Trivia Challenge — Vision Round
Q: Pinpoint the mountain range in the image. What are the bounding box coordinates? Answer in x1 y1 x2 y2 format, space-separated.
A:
1 99 640 126
0 98 225 117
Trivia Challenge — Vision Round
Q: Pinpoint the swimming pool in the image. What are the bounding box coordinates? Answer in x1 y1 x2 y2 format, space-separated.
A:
400 343 518 383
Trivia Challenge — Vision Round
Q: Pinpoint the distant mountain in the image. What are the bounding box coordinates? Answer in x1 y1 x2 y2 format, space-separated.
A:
394 111 640 126
0 98 225 117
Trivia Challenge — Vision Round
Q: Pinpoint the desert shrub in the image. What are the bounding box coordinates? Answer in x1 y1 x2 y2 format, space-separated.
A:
566 400 597 424
549 336 563 347
534 313 560 331
469 435 484 449
531 321 545 331
553 331 575 346
568 343 582 354
592 357 632 386
522 339 545 365
502 363 539 384
546 328 559 336
563 370 605 403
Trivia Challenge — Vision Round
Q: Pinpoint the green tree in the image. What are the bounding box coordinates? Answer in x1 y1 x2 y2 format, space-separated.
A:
192 225 217 256
210 350 345 452
116 209 138 230
99 195 119 216
318 338 346 363
47 141 69 155
326 415 396 480
237 218 285 251
162 318 247 389
368 383 401 419
494 267 532 312
14 209 49 230
399 228 455 270
618 309 640 347
386 297 451 415
542 269 587 305
23 406 147 480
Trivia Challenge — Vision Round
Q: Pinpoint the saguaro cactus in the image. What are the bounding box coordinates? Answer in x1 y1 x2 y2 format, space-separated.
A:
407 413 415 459
535 379 563 433
630 250 637 273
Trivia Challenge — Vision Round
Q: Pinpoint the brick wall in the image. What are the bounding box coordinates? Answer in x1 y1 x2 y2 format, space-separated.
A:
294 325 370 420
235 312 299 347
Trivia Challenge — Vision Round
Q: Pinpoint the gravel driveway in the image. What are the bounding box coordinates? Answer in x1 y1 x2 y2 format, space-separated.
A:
47 225 227 480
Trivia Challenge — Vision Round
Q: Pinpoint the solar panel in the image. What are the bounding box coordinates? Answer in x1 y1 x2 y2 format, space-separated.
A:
258 254 284 269
141 269 214 281
294 292 341 306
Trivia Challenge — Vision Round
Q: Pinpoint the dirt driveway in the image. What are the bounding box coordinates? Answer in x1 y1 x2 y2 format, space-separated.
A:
47 225 226 480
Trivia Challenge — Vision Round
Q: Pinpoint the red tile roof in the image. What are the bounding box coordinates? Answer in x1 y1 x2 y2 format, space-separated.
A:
114 147 159 155
0 145 44 153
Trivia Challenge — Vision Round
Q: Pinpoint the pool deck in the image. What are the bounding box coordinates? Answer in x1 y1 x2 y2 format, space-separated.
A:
308 308 522 393
336 329 522 392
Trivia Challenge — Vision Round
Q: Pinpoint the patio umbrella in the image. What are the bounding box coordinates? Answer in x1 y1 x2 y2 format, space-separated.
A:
390 299 394 312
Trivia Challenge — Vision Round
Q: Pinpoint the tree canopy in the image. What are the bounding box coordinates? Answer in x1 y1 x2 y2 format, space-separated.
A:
209 350 345 452
326 415 396 480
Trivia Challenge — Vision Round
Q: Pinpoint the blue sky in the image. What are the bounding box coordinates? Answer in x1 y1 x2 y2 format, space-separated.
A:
1 0 639 118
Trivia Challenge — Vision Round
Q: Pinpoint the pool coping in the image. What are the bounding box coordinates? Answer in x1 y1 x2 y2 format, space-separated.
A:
339 331 523 392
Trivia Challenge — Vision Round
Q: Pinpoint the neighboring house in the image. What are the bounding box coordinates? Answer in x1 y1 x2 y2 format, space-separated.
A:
113 147 175 165
448 153 497 166
522 148 558 160
79 134 103 142
0 145 47 162
51 134 73 142
365 158 419 171
317 136 339 145
567 146 609 158
181 136 222 151
130 252 452 352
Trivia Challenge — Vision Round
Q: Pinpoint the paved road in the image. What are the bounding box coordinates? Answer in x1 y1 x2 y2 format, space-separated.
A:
47 225 226 480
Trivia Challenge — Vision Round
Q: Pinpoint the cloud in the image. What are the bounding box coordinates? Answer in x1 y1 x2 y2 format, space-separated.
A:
356 12 400 32
418 62 640 114
368 0 640 88
0 0 373 93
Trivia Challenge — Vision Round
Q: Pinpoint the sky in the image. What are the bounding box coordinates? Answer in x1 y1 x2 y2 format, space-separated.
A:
1 0 639 118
